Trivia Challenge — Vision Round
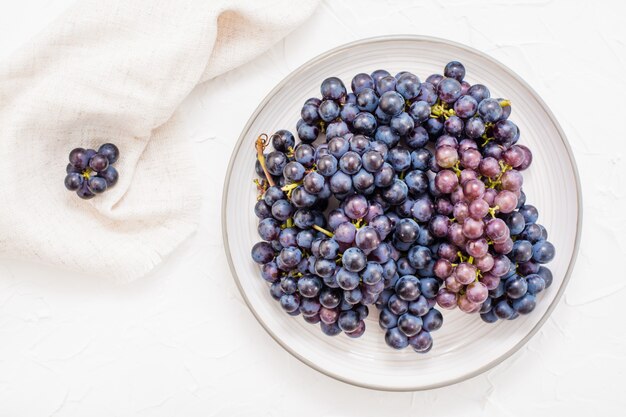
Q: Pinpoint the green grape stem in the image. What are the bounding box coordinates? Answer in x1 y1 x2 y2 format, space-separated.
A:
255 133 275 187
313 224 334 238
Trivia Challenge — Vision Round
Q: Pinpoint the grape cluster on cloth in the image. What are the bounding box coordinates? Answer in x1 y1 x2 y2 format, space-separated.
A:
65 144 120 199
250 61 556 354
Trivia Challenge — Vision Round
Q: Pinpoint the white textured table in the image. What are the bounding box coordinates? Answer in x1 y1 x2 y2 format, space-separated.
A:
0 1 624 416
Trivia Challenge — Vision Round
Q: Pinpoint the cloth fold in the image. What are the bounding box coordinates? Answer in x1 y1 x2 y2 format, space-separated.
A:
0 0 319 282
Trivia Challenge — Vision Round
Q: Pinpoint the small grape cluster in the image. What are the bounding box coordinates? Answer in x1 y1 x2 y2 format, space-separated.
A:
251 61 555 354
65 144 119 199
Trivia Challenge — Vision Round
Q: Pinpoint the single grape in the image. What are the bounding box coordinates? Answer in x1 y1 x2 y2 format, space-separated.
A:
385 327 409 349
532 240 555 263
98 143 120 164
444 61 465 81
437 77 462 103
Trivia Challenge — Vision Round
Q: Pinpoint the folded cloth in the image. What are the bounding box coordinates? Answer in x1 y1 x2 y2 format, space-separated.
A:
0 0 319 282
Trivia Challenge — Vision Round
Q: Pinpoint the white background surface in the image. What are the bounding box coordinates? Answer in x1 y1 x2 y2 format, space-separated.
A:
0 1 624 416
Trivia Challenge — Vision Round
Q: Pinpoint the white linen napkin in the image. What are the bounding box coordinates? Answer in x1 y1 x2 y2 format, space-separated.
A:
0 0 319 282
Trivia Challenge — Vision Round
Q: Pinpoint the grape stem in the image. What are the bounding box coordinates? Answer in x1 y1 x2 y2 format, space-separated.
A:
488 205 500 218
253 179 268 200
82 168 93 180
430 101 455 119
474 270 481 282
499 99 511 108
313 224 334 238
451 160 462 177
281 181 302 198
255 134 275 187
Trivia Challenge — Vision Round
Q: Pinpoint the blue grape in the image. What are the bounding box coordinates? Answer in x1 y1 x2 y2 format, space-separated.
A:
320 321 342 336
86 176 107 194
505 275 528 299
411 148 432 171
64 173 83 191
376 75 397 95
278 227 298 247
464 116 485 138
416 82 438 105
407 246 431 270
337 310 360 332
467 84 490 102
342 247 367 272
521 224 543 243
314 257 337 277
390 112 414 136
511 240 533 263
409 330 433 352
526 274 546 294
444 61 465 81
398 313 423 337
349 134 371 155
379 91 405 116
395 72 421 99
351 73 375 94
100 166 118 187
370 69 391 83
251 242 274 264
453 95 478 118
362 262 384 285
326 121 350 139
379 308 398 329
519 204 539 224
532 240 555 263
404 170 428 196
388 293 409 315
494 299 515 319
374 126 400 147
437 77 462 103
382 179 408 205
297 275 322 298
424 117 443 136
352 112 377 135
512 293 536 314
328 136 350 158
408 102 430 124
271 130 295 152
422 309 443 331
98 143 120 164
385 327 409 349
356 88 379 112
412 197 434 222
320 77 347 101
481 309 499 323
478 98 503 122
319 99 340 122
408 295 430 316
280 293 300 313
387 146 411 172
395 275 421 301
419 278 440 299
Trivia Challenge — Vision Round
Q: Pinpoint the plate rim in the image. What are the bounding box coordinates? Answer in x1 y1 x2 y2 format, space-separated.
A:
221 34 583 391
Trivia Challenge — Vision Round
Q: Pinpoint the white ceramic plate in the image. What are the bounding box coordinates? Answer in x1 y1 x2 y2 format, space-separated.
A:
222 36 582 391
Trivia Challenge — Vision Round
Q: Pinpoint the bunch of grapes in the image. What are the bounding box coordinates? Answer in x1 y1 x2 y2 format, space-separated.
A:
250 61 555 354
65 143 120 199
